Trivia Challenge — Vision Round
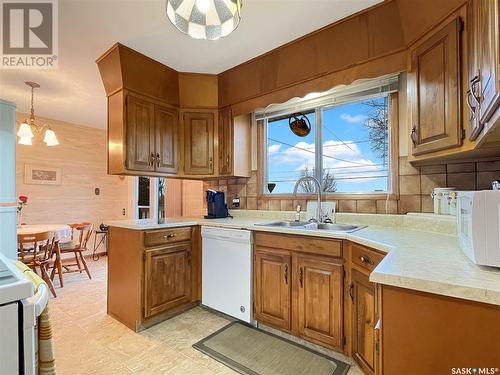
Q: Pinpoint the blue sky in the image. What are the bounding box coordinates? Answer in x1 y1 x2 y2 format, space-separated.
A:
266 96 389 194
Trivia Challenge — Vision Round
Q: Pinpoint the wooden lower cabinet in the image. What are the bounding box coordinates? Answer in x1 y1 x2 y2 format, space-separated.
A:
381 285 500 375
351 269 377 375
254 248 291 330
107 226 199 331
295 255 344 350
253 234 344 351
348 242 385 375
144 244 192 318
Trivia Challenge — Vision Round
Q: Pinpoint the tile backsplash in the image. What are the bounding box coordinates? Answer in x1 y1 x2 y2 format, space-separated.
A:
204 157 500 214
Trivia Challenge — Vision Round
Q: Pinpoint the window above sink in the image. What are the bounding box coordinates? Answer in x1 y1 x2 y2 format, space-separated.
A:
257 75 400 199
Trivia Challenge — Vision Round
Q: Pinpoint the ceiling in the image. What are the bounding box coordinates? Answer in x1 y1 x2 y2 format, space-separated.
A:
0 0 382 129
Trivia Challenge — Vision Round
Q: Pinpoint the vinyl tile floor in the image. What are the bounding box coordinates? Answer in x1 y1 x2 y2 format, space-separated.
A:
49 257 363 375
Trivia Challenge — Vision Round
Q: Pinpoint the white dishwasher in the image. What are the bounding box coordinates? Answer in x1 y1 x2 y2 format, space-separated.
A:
201 226 253 323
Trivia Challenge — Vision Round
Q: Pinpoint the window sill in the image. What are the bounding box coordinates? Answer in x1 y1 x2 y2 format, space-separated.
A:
258 193 399 200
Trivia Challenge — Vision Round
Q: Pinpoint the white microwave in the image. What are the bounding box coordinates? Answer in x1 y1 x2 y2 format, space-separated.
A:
457 191 500 267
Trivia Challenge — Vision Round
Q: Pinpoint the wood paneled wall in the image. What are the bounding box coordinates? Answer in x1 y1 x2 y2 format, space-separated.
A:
217 0 467 116
15 113 131 226
165 179 204 217
178 73 218 109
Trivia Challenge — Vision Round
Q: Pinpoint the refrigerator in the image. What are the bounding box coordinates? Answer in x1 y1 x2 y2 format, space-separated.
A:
0 98 17 259
0 98 46 374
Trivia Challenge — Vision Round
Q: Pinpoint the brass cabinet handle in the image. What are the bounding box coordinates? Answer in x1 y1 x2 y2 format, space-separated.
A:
187 251 192 265
349 282 354 302
410 125 418 148
209 157 213 170
298 267 303 288
470 75 481 107
156 153 160 167
226 155 230 165
466 89 476 118
360 255 374 265
150 153 155 166
164 233 176 239
283 264 288 285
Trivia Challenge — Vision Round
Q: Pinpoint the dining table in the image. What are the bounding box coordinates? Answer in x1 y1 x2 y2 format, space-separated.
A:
17 224 72 287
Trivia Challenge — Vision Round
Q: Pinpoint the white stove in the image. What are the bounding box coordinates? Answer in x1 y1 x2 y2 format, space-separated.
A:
0 252 43 375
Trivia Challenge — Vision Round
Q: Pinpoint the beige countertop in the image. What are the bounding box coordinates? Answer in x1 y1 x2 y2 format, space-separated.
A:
106 215 500 306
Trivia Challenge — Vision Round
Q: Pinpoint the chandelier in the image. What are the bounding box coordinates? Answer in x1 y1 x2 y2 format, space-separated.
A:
17 81 59 146
166 0 243 40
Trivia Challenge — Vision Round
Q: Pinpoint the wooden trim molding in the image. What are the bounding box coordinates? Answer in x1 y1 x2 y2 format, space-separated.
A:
389 92 400 199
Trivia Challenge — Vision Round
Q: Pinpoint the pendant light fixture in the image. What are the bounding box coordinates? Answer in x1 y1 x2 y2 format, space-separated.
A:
17 81 59 146
166 0 243 40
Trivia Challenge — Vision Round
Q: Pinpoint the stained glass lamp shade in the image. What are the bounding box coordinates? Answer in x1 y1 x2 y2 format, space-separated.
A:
166 0 242 40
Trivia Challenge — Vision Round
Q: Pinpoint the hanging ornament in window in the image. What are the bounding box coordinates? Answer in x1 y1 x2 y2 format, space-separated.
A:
288 113 311 137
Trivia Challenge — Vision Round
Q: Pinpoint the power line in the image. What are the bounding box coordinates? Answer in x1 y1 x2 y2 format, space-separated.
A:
268 175 389 183
267 137 384 167
269 138 374 150
322 125 355 151
266 165 387 176
322 139 373 148
269 168 387 176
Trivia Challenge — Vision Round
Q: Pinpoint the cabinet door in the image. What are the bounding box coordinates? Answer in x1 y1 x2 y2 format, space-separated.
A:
155 105 178 174
144 244 192 318
467 0 483 140
477 0 500 124
409 17 462 155
295 255 343 350
184 112 214 175
351 269 376 375
254 248 291 331
218 107 233 175
126 95 155 172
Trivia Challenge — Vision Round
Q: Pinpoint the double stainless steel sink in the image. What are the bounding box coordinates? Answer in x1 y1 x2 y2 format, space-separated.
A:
254 221 365 233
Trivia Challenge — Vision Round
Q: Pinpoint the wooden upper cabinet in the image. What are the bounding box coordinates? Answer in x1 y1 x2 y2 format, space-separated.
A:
144 243 192 318
351 269 376 375
477 0 500 123
254 248 291 331
467 1 482 140
295 255 343 350
183 112 214 175
155 105 178 174
218 107 233 175
107 92 179 176
126 95 155 172
409 17 463 156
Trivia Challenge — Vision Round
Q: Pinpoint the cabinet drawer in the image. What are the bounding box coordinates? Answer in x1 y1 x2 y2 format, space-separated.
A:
351 243 384 272
145 227 191 247
255 232 342 258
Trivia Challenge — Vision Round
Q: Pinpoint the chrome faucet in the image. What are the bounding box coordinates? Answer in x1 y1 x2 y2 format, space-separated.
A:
293 176 322 223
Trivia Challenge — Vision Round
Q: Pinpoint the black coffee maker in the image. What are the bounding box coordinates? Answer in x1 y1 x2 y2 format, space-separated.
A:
205 190 230 219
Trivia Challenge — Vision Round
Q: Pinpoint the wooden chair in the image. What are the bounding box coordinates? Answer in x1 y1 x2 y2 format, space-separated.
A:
58 223 93 279
18 231 57 298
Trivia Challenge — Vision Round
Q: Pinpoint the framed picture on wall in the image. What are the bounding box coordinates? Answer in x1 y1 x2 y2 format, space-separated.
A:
24 165 62 185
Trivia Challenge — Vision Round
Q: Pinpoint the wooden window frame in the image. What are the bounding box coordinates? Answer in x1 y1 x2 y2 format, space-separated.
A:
257 93 399 201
